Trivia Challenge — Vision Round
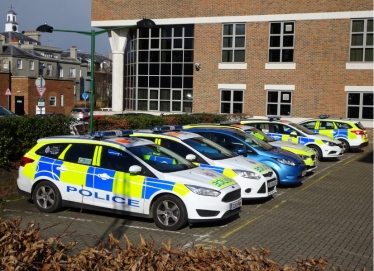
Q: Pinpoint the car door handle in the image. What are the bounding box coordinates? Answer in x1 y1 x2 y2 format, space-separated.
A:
97 173 111 180
56 166 66 172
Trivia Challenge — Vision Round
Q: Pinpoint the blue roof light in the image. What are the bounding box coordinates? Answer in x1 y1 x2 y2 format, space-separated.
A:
91 130 133 138
319 114 330 119
268 116 281 121
151 125 183 132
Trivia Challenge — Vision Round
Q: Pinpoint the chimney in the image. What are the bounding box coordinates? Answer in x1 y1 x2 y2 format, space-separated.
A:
22 30 40 42
70 45 77 60
0 35 3 54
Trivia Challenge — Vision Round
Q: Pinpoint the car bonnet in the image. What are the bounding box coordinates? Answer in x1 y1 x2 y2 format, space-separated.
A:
209 156 273 175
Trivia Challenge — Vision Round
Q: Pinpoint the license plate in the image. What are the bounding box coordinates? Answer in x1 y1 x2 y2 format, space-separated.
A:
268 180 277 187
230 199 242 210
301 170 307 176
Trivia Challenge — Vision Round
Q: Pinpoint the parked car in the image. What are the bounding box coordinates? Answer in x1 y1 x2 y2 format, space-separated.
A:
184 123 318 173
298 116 369 152
17 130 242 231
69 108 90 121
183 127 307 186
0 106 17 117
239 118 344 160
132 126 278 199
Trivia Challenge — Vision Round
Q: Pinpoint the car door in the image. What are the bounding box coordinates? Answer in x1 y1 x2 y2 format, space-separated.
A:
94 146 146 214
58 143 96 205
317 120 337 139
269 123 300 144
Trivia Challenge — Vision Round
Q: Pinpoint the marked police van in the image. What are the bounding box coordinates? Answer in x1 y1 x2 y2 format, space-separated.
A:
132 126 278 199
17 130 242 231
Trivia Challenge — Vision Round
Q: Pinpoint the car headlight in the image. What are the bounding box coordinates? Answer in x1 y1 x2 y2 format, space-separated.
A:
322 140 335 146
185 185 221 197
233 170 261 180
298 155 309 160
275 158 296 166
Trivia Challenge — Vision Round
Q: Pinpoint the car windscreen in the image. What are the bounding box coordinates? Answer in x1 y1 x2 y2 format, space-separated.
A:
288 122 316 135
128 144 197 173
234 131 274 151
183 136 237 160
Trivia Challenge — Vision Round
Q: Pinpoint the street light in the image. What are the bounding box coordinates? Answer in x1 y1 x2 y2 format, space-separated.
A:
36 18 155 132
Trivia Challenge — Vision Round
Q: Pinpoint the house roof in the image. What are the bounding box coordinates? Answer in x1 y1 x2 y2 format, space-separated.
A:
61 50 111 64
0 31 40 45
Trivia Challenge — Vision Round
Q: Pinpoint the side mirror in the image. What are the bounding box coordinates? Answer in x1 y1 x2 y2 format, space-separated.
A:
290 131 297 137
237 147 247 157
129 165 142 174
185 154 196 161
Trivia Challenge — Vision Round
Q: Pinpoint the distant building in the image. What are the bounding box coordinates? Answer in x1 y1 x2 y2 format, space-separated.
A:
0 7 112 115
91 0 373 124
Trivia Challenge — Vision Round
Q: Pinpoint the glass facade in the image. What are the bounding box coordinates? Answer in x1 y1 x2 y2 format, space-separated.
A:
124 25 194 112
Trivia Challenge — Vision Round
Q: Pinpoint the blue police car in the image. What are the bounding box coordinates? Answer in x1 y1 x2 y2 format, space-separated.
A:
183 127 307 186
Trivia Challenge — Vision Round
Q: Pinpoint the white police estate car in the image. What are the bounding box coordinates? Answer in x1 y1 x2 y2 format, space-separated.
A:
132 126 278 199
17 130 242 231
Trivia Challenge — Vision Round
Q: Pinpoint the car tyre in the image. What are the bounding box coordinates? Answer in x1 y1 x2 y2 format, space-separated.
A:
32 181 62 213
338 139 350 153
309 144 322 161
152 194 188 230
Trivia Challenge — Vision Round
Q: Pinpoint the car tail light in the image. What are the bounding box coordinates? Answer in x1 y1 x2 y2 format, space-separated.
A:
20 156 35 167
350 130 365 136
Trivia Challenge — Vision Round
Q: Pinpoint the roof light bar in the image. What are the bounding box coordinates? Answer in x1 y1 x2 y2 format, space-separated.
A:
268 116 281 121
319 114 330 119
220 121 240 125
91 130 133 138
151 125 183 132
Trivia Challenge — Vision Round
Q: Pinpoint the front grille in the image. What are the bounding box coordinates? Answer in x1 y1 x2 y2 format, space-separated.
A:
222 189 241 202
268 185 276 194
263 171 273 178
221 208 241 219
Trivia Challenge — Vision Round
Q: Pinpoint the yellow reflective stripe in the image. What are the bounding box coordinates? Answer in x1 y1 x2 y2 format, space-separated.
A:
172 183 190 196
59 162 88 186
112 173 145 197
155 138 161 145
222 168 237 178
93 146 101 166
22 153 40 180
58 144 72 159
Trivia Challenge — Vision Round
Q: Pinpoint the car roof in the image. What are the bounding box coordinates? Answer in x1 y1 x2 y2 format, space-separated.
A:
300 118 360 123
37 133 155 149
133 129 203 141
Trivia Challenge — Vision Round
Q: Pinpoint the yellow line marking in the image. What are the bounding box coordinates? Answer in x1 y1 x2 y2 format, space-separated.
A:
220 152 368 240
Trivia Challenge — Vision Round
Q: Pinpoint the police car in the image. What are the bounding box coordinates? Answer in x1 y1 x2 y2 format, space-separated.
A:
184 123 318 173
298 116 369 153
239 117 344 161
131 126 278 199
17 130 242 231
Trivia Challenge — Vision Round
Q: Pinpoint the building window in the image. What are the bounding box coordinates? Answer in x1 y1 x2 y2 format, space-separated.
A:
29 60 35 70
58 67 63 78
46 64 52 76
17 59 22 69
267 90 292 116
269 22 295 62
60 94 64 107
350 19 373 62
49 96 56 106
69 68 76 78
347 92 373 119
222 23 246 62
220 89 243 114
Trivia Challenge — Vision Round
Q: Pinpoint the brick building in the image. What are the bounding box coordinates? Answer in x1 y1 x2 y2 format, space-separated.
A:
91 0 373 127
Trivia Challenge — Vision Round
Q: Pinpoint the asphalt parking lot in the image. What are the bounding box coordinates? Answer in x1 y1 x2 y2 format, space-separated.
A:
1 144 372 270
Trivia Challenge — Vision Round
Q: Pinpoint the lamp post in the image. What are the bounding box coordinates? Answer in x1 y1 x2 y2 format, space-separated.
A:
36 18 155 132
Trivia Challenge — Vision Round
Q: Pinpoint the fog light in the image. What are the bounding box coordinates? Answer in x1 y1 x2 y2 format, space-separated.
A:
245 188 252 193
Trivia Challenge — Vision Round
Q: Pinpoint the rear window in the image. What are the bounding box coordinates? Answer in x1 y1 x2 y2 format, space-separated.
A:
335 122 352 129
71 109 83 113
355 122 366 130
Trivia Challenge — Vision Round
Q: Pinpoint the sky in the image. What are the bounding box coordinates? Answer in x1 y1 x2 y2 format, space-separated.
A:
3 0 112 56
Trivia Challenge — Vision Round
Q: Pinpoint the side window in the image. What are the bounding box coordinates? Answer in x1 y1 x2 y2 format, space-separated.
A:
256 123 270 132
319 121 335 130
100 147 142 172
161 139 194 158
211 133 245 152
63 143 96 165
301 121 316 130
272 123 285 134
335 122 352 129
36 143 69 159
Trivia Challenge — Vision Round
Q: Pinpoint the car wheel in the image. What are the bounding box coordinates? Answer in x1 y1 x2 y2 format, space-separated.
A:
152 194 188 231
338 139 350 153
32 181 62 213
309 144 322 161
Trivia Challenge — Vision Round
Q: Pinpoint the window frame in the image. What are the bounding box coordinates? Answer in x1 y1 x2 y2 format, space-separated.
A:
220 89 244 114
29 60 35 71
49 96 56 106
221 23 246 63
268 21 295 63
346 92 373 119
17 59 22 69
69 68 76 78
46 64 52 76
266 90 293 116
349 18 373 62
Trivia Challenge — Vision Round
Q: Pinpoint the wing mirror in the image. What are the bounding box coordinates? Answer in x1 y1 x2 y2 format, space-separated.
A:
185 154 197 161
290 131 297 137
129 165 142 174
237 147 247 157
